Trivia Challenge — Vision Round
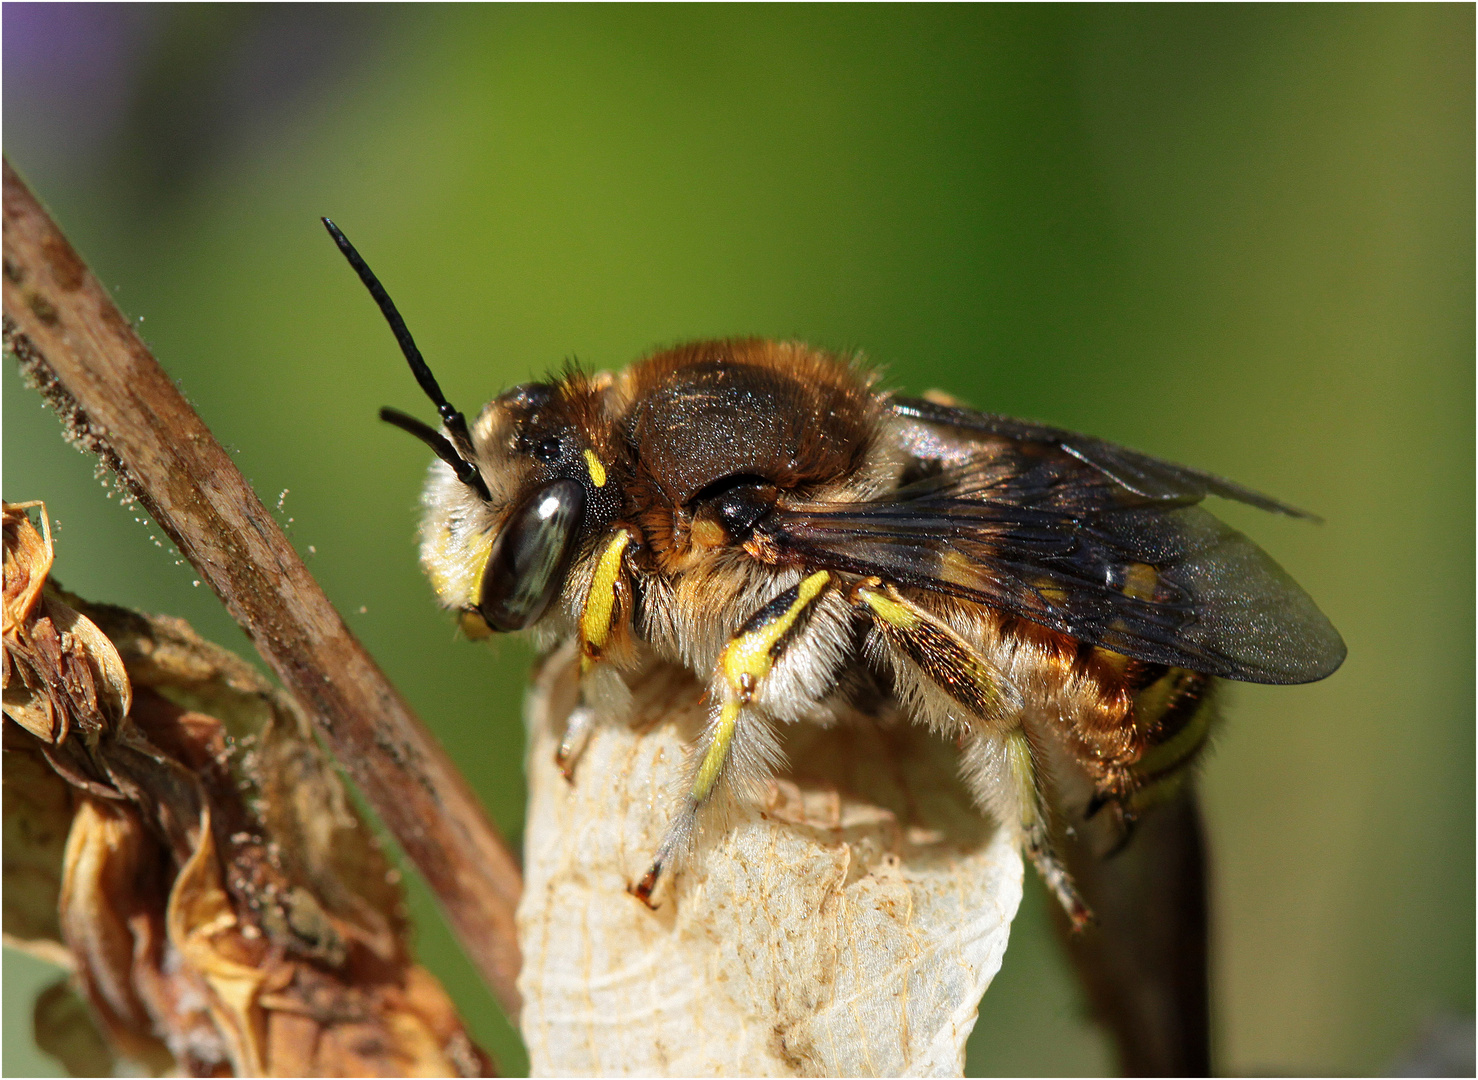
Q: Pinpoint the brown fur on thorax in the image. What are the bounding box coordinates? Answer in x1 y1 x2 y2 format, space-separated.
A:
612 339 883 576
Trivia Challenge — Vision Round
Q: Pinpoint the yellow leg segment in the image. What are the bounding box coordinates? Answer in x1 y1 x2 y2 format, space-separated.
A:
859 577 1090 928
557 529 635 780
693 698 741 804
697 569 832 800
579 529 633 675
852 579 1020 728
633 571 833 906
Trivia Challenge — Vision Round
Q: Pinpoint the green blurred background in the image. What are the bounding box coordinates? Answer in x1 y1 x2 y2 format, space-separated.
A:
3 4 1472 1075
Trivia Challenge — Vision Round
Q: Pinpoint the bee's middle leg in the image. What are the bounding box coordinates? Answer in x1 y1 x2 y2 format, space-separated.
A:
632 570 840 906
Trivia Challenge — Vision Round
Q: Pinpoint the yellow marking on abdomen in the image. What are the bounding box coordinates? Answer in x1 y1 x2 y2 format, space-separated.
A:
1123 562 1158 602
1132 667 1178 731
579 529 631 673
1092 564 1160 676
1135 701 1213 779
1133 672 1215 779
1034 579 1069 606
939 549 982 590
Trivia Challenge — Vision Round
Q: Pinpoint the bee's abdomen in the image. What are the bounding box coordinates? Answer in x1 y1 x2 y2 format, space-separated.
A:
1126 668 1216 809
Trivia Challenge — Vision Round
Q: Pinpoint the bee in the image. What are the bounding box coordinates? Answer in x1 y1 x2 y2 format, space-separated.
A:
325 220 1345 925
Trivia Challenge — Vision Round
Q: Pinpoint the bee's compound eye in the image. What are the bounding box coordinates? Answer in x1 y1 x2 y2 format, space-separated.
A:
501 382 556 409
479 479 586 632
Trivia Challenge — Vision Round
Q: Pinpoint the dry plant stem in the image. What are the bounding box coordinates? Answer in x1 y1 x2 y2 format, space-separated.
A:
1055 786 1211 1077
1 159 523 1017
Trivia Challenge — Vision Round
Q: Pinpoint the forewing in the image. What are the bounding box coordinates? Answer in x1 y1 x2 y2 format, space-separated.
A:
760 455 1345 685
890 396 1319 520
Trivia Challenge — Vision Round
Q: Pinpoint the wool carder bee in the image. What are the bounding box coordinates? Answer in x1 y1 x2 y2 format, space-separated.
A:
325 220 1345 926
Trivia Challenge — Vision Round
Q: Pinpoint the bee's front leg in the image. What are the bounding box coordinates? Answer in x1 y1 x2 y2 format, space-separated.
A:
560 529 638 780
632 570 838 907
555 703 598 782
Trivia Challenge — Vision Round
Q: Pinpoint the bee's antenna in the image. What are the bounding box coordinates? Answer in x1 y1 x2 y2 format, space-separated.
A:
321 217 480 467
379 407 490 500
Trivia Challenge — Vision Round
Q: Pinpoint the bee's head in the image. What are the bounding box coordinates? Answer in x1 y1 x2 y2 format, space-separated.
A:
324 219 618 638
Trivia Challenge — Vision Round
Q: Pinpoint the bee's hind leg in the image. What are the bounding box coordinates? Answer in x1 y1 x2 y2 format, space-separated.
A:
962 726 1093 930
632 570 838 906
850 578 1093 929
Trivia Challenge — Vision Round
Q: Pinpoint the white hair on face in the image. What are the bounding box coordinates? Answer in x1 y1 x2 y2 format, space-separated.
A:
414 400 533 615
418 459 498 612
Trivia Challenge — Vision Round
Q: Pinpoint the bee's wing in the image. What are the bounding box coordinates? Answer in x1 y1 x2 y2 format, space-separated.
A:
761 451 1346 685
890 396 1320 520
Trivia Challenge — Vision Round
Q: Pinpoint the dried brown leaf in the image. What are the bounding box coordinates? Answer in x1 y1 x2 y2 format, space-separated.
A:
2 501 53 632
57 796 175 1072
3 504 130 743
2 500 492 1077
166 807 269 1075
2 723 72 956
46 594 131 729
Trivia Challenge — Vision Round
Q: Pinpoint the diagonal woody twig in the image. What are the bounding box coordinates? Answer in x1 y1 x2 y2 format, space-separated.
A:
1 158 523 1018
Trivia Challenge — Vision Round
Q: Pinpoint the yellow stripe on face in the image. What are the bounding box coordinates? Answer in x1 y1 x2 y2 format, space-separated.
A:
719 571 832 697
583 449 608 488
579 529 630 673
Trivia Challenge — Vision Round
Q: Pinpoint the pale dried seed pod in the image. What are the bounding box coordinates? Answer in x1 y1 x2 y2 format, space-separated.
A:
517 643 1024 1078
